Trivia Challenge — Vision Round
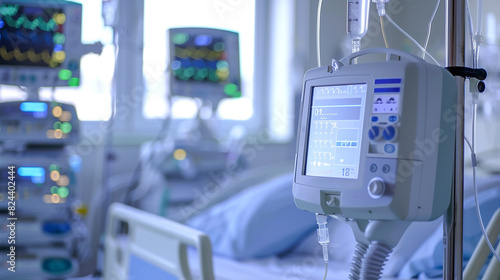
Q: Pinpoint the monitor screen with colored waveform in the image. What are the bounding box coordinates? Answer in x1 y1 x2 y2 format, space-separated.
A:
168 27 241 103
0 4 66 68
0 1 83 87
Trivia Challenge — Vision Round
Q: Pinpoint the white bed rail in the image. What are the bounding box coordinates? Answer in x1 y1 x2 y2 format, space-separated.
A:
104 203 214 280
464 207 500 280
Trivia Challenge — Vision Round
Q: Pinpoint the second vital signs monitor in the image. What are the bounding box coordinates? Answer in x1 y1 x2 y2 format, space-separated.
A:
293 49 457 222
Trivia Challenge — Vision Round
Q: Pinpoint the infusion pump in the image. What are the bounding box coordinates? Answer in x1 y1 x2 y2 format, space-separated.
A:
293 49 457 221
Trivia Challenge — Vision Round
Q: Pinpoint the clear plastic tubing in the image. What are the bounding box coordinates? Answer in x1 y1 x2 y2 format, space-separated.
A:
347 0 371 53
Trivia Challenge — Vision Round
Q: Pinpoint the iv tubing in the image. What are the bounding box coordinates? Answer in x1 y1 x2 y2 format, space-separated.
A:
423 0 441 60
322 262 328 280
384 14 440 65
380 16 389 48
464 104 500 263
317 0 323 66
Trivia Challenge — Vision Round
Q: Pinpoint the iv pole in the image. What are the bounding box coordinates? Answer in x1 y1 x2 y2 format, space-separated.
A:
444 0 465 279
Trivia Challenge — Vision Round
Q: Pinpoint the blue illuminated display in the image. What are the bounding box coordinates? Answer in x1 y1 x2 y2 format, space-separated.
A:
20 102 48 113
18 167 45 177
18 167 46 184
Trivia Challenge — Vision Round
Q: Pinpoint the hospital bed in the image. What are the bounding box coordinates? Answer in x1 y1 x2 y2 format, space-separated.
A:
103 172 500 280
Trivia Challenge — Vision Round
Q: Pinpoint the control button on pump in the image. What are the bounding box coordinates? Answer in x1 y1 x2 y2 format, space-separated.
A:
371 116 379 122
382 164 390 173
384 144 395 154
388 115 398 123
368 177 385 199
368 126 382 141
369 164 377 173
383 125 397 141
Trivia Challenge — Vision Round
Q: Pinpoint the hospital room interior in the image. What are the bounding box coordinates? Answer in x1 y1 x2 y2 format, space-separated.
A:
1 0 500 279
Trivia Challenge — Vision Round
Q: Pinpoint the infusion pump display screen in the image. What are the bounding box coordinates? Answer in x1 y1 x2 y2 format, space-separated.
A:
305 84 367 179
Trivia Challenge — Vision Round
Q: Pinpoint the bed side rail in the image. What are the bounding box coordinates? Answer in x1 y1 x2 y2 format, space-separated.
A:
104 203 214 280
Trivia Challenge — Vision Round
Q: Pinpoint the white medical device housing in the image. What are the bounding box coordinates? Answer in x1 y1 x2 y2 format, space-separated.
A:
293 49 457 221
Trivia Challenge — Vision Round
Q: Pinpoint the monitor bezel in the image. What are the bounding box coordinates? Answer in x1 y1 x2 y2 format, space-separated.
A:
295 74 373 191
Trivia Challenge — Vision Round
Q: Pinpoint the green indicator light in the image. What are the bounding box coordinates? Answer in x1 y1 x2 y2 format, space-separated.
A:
57 186 69 198
68 78 80 87
50 186 58 195
60 122 72 134
49 164 60 172
58 69 72 80
172 33 189 45
224 83 241 97
53 121 62 130
214 42 225 52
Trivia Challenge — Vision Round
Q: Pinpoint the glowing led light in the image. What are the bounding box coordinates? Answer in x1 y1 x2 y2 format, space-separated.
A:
54 129 63 139
50 170 60 181
172 33 189 45
49 164 60 172
224 83 241 97
58 69 72 80
51 194 61 204
57 186 69 198
68 78 79 87
173 149 187 161
53 121 62 130
50 186 58 195
52 106 62 118
0 20 4 29
61 122 72 134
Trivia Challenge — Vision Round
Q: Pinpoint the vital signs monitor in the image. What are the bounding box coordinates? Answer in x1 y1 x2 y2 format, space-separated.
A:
293 49 457 221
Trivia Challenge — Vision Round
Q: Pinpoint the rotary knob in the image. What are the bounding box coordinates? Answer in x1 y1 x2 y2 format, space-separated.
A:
368 177 385 199
368 126 382 141
383 125 398 141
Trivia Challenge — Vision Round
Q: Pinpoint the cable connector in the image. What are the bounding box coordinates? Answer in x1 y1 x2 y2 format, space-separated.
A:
372 0 389 17
316 213 329 262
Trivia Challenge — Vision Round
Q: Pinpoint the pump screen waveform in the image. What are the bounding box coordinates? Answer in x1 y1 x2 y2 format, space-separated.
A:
169 28 241 102
0 4 67 68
